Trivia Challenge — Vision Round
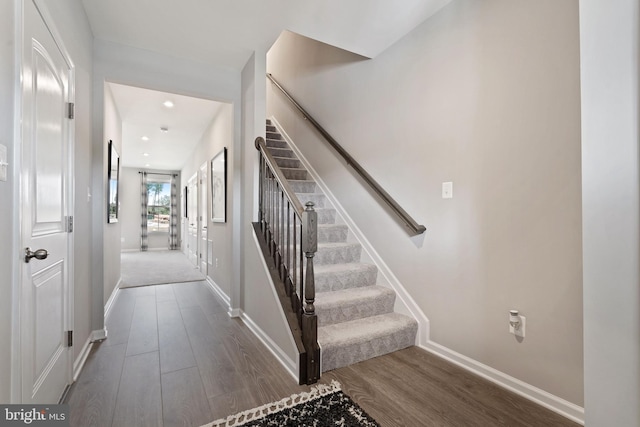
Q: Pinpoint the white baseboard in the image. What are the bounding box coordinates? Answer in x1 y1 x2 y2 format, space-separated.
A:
91 329 107 342
422 341 585 425
72 336 94 381
104 278 121 319
270 116 430 345
228 308 241 318
205 276 230 306
240 310 298 382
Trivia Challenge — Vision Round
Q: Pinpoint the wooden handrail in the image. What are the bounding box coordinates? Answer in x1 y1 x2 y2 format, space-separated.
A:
267 73 426 236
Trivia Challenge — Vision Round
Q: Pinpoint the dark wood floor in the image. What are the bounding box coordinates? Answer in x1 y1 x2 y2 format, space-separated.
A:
65 281 578 427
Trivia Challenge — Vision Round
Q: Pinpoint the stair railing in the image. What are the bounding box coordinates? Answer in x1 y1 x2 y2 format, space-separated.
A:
255 136 320 384
267 73 426 236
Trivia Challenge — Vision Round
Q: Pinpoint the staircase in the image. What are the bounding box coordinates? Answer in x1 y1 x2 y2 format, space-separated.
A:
265 119 418 372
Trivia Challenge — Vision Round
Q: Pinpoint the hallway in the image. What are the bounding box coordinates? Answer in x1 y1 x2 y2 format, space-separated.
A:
65 280 577 427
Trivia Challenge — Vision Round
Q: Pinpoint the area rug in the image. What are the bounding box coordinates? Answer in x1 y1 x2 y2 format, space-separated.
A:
202 380 379 427
120 250 205 288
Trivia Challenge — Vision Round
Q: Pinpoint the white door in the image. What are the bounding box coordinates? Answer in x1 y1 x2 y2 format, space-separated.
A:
198 163 208 275
187 173 198 266
20 0 73 403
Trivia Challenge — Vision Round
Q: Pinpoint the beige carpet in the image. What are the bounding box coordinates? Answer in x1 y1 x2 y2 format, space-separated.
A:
120 250 205 288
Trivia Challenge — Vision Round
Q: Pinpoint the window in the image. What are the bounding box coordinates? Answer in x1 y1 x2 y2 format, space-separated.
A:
147 182 171 233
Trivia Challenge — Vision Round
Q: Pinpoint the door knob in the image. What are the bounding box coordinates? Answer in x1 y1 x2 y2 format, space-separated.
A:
25 247 48 263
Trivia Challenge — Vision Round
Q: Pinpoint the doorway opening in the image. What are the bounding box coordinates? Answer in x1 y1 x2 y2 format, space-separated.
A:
146 176 172 248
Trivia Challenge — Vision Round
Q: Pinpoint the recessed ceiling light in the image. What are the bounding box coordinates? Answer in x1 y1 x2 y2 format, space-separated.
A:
143 153 149 157
163 100 174 108
145 163 150 167
160 127 169 133
141 136 149 141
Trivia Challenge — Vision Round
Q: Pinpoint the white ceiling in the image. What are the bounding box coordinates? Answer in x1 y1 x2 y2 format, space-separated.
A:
108 83 223 170
91 1 452 172
81 0 452 70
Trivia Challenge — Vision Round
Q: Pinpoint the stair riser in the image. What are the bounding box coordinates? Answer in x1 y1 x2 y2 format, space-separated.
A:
317 292 395 327
282 169 308 181
266 125 276 132
296 193 328 208
289 181 317 193
315 268 377 293
316 209 336 224
266 131 282 140
317 226 348 243
268 147 296 159
315 244 361 265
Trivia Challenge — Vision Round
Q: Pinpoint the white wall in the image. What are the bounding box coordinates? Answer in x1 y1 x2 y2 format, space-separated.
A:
267 0 583 406
580 0 640 424
239 52 298 369
103 83 122 303
0 0 17 404
181 104 234 295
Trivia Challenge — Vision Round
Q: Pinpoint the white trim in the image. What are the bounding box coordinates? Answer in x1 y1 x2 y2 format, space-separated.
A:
251 228 299 357
270 116 431 345
240 310 298 383
422 341 585 425
228 308 241 318
90 329 107 342
72 336 93 381
10 0 25 404
205 276 230 306
104 278 121 319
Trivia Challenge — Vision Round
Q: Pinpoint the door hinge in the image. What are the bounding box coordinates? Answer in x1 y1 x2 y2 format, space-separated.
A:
67 102 75 119
66 216 73 233
66 331 73 347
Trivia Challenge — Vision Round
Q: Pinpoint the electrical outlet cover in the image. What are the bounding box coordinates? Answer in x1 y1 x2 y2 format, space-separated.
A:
509 315 526 338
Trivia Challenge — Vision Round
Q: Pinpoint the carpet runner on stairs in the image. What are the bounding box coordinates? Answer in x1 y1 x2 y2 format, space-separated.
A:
265 119 418 372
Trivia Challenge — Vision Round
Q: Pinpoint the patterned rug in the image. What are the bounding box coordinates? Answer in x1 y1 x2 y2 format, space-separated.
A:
202 380 379 427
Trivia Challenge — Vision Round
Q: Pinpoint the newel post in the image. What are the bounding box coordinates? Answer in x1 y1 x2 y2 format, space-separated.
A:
301 201 320 383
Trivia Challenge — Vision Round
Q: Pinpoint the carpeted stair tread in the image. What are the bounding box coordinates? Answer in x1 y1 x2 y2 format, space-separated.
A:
317 224 349 243
267 147 296 158
296 193 328 208
318 313 418 372
280 167 308 180
315 285 395 327
266 138 289 149
273 156 302 169
315 263 378 292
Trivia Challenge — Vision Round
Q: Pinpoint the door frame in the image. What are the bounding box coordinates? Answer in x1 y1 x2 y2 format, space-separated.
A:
11 0 76 403
198 161 208 275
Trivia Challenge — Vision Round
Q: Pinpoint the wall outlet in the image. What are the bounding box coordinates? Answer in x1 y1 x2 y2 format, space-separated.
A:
0 144 8 182
509 315 526 338
442 181 453 199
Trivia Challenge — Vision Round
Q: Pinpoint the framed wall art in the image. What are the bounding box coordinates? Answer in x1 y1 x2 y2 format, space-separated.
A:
107 140 120 223
211 147 227 223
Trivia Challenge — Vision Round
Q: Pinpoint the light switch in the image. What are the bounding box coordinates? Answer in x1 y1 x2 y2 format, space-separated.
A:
442 181 453 199
0 144 7 182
